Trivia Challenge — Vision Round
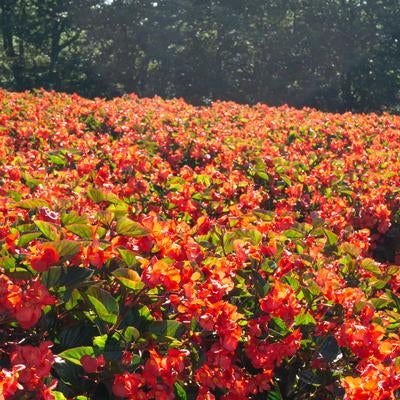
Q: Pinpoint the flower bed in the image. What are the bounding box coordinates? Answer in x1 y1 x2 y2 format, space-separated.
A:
0 89 400 399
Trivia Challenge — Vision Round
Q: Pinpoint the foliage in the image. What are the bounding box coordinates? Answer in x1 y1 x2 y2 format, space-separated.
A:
1 1 400 112
1 90 400 399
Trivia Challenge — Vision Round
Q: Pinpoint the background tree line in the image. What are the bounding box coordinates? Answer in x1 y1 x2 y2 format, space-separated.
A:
1 0 400 112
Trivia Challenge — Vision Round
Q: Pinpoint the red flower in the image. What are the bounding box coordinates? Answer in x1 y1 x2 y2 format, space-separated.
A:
14 305 42 330
121 351 133 367
81 354 105 374
259 280 301 323
37 207 60 224
15 281 55 329
37 380 58 400
85 245 106 269
10 342 54 392
30 245 59 273
112 372 144 398
196 388 216 400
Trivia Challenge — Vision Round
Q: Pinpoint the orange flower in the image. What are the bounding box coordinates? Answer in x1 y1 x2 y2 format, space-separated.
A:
143 258 181 290
0 274 22 312
0 366 24 398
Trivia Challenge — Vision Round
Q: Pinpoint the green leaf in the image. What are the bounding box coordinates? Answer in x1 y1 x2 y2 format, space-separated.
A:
247 229 262 244
395 357 400 371
48 240 81 259
48 154 66 166
269 317 289 337
222 229 262 254
119 305 154 331
323 228 338 246
58 346 95 366
112 268 144 290
306 279 322 296
148 320 185 338
86 287 119 324
388 321 400 330
61 211 88 226
283 229 305 239
97 227 107 239
267 388 283 400
103 334 123 361
123 326 140 342
284 275 300 291
97 210 115 226
87 187 105 203
52 363 86 394
118 248 139 268
51 392 67 400
61 266 94 288
318 335 342 363
339 242 361 257
6 267 31 280
104 192 120 204
106 203 129 218
371 298 392 310
116 217 149 237
34 220 60 240
0 247 15 269
87 187 120 204
16 223 36 233
310 226 325 238
174 382 187 400
21 173 40 189
66 224 93 239
195 174 212 187
59 324 97 348
280 174 292 186
43 266 94 292
301 288 314 305
253 209 274 221
7 190 22 201
387 265 400 276
252 270 270 297
131 354 141 367
93 334 108 350
386 290 400 311
65 288 83 311
222 232 236 254
14 198 49 209
370 277 390 290
256 170 269 181
361 258 381 276
298 369 321 385
17 232 42 247
295 311 316 326
41 266 63 288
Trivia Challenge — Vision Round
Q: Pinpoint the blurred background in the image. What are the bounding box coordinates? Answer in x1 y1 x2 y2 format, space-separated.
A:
1 0 399 113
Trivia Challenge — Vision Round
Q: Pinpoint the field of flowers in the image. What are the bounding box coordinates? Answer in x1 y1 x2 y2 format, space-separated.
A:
1 89 400 399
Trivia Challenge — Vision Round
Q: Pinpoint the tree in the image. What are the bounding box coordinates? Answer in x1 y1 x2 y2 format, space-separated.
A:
1 0 400 112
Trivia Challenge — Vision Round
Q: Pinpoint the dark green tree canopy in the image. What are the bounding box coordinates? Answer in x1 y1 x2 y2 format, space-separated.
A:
1 0 400 112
